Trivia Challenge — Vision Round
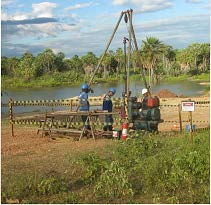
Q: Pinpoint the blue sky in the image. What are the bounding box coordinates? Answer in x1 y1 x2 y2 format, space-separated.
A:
1 0 210 58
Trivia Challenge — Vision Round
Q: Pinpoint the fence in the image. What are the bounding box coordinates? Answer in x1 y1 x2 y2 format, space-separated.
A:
3 96 210 136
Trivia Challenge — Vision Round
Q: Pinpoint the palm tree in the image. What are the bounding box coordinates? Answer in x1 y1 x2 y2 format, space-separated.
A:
140 37 164 88
115 48 124 76
162 45 176 76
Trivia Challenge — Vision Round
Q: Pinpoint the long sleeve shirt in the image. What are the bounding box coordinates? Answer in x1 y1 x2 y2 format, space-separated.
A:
79 92 89 111
102 94 112 112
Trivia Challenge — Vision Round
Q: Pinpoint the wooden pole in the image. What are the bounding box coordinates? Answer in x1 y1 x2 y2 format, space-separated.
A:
130 9 148 90
189 111 193 143
178 104 182 132
9 98 14 137
70 10 124 119
126 9 132 119
88 11 124 87
123 37 128 119
70 99 73 112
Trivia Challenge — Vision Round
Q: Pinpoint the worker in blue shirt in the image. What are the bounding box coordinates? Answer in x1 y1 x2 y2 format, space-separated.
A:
79 83 91 130
102 88 116 131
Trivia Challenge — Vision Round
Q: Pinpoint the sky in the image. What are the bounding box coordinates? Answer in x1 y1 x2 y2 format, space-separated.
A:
1 0 210 58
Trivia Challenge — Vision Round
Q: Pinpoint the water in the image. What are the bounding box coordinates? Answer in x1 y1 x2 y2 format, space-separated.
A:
1 80 206 115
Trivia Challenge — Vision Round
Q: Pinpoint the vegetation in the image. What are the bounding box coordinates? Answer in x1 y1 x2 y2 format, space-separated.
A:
1 40 210 89
2 130 210 204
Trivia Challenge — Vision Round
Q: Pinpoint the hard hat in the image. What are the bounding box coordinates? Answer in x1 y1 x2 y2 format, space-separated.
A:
109 87 116 94
81 83 89 90
142 88 148 95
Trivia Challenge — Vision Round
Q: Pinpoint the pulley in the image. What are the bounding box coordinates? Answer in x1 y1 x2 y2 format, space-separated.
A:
124 13 128 23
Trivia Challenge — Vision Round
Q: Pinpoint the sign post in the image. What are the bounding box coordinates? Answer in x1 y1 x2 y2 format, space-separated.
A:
181 100 195 143
178 104 182 132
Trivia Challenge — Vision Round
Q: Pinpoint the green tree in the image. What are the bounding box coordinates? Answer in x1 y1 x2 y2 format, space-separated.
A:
198 43 210 73
162 45 176 76
39 48 56 73
54 52 67 72
1 56 8 75
187 43 202 73
115 48 124 75
140 37 164 87
81 52 98 67
176 43 210 75
1 56 19 76
17 52 36 80
66 55 84 73
100 50 118 78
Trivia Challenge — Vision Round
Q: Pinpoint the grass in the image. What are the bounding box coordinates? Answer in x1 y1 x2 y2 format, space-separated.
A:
191 73 210 81
163 73 210 83
3 69 209 89
163 74 191 82
1 127 210 204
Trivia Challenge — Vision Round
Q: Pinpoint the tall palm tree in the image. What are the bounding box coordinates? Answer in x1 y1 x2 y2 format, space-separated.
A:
162 45 176 76
115 48 124 75
140 37 164 88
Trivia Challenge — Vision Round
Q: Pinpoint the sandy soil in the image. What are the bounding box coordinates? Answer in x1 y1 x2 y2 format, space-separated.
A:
1 93 210 157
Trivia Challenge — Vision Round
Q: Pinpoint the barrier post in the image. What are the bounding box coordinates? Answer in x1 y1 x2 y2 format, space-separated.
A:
181 99 195 143
189 111 193 143
9 98 14 137
70 99 73 111
178 104 182 132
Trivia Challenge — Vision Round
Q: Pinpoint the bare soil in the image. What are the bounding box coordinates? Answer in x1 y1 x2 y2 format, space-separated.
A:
1 93 210 157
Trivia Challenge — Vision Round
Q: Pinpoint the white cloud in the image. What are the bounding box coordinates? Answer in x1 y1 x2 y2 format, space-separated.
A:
65 2 94 11
113 0 128 5
1 11 12 21
1 0 209 57
35 13 209 58
112 0 173 12
1 0 16 6
2 2 58 21
134 14 210 48
13 14 29 21
32 2 57 18
1 1 74 43
3 22 78 42
186 0 203 3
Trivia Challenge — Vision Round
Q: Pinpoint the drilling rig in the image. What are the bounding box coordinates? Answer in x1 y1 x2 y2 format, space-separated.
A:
86 9 163 132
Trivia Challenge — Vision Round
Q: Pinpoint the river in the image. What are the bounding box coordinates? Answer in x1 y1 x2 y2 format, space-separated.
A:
1 80 207 115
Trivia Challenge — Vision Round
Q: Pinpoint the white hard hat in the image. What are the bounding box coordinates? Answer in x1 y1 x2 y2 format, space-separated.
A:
142 88 148 95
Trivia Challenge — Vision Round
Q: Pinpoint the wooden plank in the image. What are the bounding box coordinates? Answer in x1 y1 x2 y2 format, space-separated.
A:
37 128 82 134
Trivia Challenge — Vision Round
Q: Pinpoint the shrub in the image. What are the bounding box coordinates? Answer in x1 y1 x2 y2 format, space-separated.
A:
94 161 134 201
75 153 108 184
37 176 68 195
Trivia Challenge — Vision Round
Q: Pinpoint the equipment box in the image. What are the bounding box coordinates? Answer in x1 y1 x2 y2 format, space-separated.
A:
147 96 160 108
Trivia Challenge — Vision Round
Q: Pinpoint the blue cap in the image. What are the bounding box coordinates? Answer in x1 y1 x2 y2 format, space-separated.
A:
81 83 89 90
109 87 116 94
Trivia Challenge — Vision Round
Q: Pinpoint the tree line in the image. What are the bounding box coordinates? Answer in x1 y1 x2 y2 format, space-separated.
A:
1 37 210 87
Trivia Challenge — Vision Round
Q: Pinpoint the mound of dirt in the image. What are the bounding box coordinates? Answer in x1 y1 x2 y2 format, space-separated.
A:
155 89 178 98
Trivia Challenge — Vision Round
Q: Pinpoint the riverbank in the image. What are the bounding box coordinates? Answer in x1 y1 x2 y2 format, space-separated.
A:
2 73 210 90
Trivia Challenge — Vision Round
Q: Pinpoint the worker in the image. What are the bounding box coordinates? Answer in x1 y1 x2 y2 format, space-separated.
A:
141 88 149 110
79 83 91 130
102 87 116 131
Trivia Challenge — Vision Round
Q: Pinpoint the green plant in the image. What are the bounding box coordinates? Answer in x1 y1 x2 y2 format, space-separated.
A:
75 153 108 184
94 161 134 200
64 192 79 204
37 176 68 195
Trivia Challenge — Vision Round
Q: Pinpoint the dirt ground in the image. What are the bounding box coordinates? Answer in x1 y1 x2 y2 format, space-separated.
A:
1 90 210 157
